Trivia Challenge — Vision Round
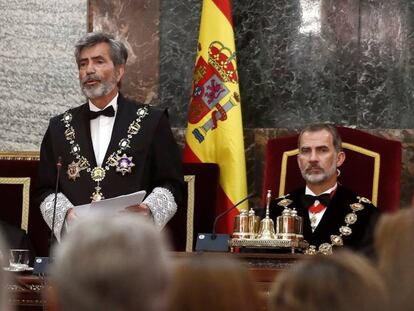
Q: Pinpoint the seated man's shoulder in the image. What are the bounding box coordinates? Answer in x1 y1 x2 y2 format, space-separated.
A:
336 185 377 209
334 185 379 224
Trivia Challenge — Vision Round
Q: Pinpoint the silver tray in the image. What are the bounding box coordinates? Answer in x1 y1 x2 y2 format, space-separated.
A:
229 238 309 250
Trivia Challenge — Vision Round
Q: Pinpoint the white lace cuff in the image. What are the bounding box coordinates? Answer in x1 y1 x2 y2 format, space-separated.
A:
143 187 177 229
39 193 73 242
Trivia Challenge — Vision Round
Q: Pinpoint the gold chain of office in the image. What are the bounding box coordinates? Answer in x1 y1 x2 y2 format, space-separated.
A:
61 106 149 201
304 196 372 255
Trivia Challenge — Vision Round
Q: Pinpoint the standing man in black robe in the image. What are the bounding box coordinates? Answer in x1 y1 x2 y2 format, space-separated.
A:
35 32 183 241
270 124 378 255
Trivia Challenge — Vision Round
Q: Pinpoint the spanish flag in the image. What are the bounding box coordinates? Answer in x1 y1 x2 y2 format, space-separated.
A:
183 0 248 233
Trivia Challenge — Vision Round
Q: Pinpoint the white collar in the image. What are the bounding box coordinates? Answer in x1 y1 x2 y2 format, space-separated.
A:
88 93 119 113
305 183 338 196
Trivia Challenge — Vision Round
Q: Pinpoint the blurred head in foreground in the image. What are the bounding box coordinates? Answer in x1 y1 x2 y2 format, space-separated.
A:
269 250 388 311
48 214 171 311
375 208 414 311
169 255 260 311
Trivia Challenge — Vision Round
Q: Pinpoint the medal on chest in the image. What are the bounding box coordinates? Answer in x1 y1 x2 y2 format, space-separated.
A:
61 106 149 201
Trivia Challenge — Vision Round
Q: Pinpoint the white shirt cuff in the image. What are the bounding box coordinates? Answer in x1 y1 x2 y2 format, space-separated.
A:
143 187 177 229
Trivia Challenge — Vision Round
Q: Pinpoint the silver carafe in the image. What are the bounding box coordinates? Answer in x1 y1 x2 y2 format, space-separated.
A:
232 209 249 239
275 200 304 242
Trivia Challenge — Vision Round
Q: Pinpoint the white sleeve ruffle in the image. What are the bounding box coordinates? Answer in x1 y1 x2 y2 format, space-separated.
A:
143 187 177 229
39 192 73 242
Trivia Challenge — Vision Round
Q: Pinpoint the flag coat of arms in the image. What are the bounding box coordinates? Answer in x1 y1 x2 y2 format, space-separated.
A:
183 0 248 233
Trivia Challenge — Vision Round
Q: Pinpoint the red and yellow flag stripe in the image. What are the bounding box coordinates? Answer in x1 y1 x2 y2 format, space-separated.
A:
184 0 247 233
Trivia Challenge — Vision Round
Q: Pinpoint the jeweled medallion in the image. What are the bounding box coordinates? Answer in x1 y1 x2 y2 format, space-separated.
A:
304 245 318 255
128 121 141 135
357 196 371 204
330 235 343 246
91 167 106 182
339 226 352 236
62 112 72 123
115 153 135 176
78 157 90 170
71 144 80 154
350 202 364 212
310 214 317 231
67 161 81 181
319 243 333 255
91 186 104 201
137 108 148 117
64 126 75 141
345 213 357 225
119 138 130 150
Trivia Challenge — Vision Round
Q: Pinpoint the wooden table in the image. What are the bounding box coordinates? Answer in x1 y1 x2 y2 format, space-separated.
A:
7 274 46 310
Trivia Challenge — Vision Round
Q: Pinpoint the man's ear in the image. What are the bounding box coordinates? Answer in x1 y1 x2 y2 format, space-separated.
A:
115 64 125 83
336 150 346 168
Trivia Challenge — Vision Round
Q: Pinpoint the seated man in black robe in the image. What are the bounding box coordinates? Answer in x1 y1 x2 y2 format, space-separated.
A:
269 124 378 255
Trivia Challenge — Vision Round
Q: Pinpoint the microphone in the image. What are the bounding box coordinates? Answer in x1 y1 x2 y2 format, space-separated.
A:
211 192 257 239
49 156 62 252
196 193 257 252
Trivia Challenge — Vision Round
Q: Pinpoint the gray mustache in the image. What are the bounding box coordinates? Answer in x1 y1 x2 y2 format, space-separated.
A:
306 165 322 170
82 75 101 83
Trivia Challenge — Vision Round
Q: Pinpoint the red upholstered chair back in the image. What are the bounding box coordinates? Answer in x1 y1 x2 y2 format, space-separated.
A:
262 127 402 213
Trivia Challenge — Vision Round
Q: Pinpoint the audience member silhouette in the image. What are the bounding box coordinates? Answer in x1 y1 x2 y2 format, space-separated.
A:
269 250 388 311
375 208 414 311
47 214 171 311
169 255 260 311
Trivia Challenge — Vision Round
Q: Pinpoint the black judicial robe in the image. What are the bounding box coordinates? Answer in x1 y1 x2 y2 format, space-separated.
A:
35 94 183 208
269 185 379 253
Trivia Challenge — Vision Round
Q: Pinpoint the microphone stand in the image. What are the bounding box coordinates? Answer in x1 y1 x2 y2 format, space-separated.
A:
49 156 62 254
196 193 256 252
211 193 256 239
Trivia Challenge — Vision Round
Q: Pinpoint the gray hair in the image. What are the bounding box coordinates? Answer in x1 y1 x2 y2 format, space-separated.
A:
298 123 342 153
50 214 171 311
74 32 128 68
270 250 388 311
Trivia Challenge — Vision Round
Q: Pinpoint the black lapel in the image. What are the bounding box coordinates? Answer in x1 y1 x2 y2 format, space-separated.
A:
73 104 97 168
311 186 347 243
